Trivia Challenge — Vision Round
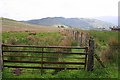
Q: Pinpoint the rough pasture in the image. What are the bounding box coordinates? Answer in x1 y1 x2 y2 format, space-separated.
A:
2 30 119 79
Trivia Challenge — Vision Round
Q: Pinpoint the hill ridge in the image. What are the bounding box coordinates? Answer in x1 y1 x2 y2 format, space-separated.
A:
24 17 115 30
1 17 59 32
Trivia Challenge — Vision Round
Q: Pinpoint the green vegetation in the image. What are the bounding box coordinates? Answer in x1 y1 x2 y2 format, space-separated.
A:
2 30 119 79
2 64 118 78
88 30 119 63
2 32 62 46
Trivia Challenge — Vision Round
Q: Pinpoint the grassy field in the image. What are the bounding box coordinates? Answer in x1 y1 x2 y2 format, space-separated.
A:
2 64 118 78
1 17 119 79
1 30 119 79
2 31 63 45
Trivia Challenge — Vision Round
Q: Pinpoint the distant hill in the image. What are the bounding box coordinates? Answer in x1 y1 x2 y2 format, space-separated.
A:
94 16 117 25
24 17 115 30
1 18 59 32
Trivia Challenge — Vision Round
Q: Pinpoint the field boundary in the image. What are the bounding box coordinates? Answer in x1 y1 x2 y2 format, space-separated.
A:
1 38 95 75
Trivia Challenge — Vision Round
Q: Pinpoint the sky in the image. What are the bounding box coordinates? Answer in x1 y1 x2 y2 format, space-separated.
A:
0 0 119 20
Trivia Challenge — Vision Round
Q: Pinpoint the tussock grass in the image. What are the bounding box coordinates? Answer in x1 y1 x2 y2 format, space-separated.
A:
2 30 119 79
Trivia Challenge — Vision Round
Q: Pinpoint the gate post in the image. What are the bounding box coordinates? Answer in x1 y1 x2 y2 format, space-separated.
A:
0 44 3 80
87 37 94 71
0 45 3 71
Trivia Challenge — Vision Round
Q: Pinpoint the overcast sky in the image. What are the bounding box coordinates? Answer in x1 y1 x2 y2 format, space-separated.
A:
0 0 119 20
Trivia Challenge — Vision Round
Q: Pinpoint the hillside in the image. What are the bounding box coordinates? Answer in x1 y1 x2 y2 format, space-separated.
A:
1 18 59 32
24 17 115 30
94 16 117 25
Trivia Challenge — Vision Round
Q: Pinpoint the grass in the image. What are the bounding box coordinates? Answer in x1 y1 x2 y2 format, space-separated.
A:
2 63 118 78
2 30 119 79
88 30 118 46
2 32 62 46
2 17 59 32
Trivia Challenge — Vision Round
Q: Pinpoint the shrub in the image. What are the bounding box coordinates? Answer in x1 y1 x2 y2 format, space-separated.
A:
101 38 118 63
7 37 18 45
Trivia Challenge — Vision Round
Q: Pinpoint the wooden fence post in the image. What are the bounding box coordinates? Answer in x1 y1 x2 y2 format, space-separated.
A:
0 45 3 72
80 32 83 47
85 33 89 46
0 46 1 72
41 48 44 75
87 37 94 71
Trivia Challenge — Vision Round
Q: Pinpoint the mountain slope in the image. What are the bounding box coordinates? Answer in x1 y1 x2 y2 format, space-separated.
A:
1 18 59 32
24 17 115 30
94 16 117 25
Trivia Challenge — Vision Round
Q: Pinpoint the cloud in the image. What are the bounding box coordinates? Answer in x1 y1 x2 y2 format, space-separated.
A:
1 0 119 20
